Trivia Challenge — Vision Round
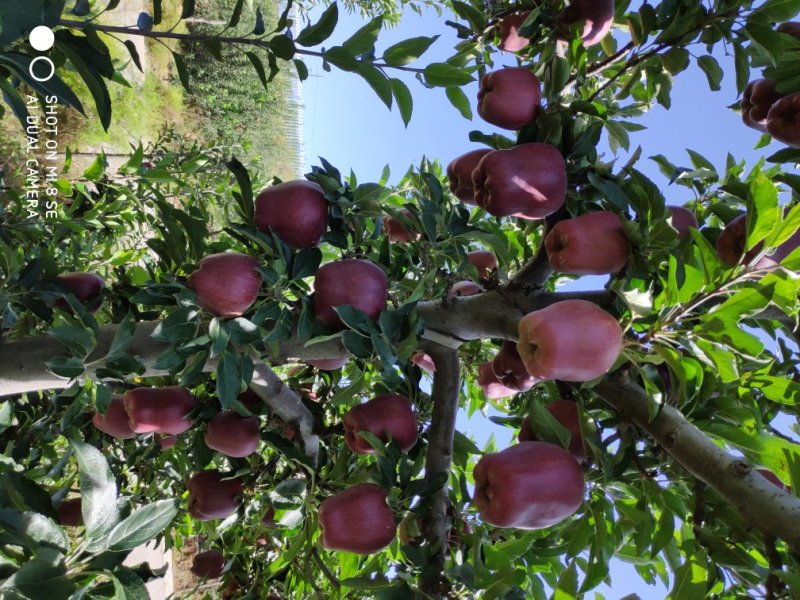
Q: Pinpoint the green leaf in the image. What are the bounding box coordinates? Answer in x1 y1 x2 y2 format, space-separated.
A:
0 552 75 600
696 56 723 91
753 0 800 20
268 34 296 60
660 48 689 75
70 439 119 541
227 0 245 27
209 318 230 358
528 403 573 451
170 51 191 91
354 63 393 109
0 0 66 46
445 86 472 120
342 16 382 55
0 77 30 129
107 312 135 359
423 62 474 87
46 356 85 378
667 554 709 599
552 559 578 599
0 53 84 115
216 349 243 409
106 499 179 552
733 42 749 95
48 324 95 358
390 78 413 126
0 509 69 552
296 2 338 47
181 0 196 19
745 23 784 66
382 36 439 66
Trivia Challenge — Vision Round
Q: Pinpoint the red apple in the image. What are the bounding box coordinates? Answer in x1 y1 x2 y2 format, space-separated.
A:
477 361 519 399
558 0 615 46
767 92 800 148
498 11 531 52
714 213 800 269
491 341 536 392
57 498 83 527
318 483 396 554
54 272 105 313
410 351 436 373
544 212 629 275
467 250 498 279
517 300 623 382
472 143 567 220
187 252 261 317
447 149 492 204
343 394 417 454
757 468 790 491
473 441 585 529
777 21 800 37
123 386 196 435
383 209 420 242
668 206 698 239
237 388 263 411
307 356 350 370
92 396 136 439
254 180 328 248
205 411 260 458
742 79 783 132
313 259 388 328
187 471 243 521
191 549 226 579
519 400 585 462
477 68 541 130
447 280 483 300
156 434 177 450
262 506 276 527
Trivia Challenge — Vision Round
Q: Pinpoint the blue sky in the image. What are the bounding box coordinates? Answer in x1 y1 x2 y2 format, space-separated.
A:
299 3 788 596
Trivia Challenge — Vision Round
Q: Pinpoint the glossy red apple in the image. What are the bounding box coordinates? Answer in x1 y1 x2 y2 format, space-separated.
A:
187 252 261 317
254 180 328 248
57 498 83 527
558 0 615 46
491 341 536 392
447 149 492 204
343 394 417 454
383 209 420 242
742 79 783 132
307 356 350 370
447 280 483 300
498 11 531 52
205 411 260 458
54 272 105 313
123 386 196 435
477 361 519 399
757 468 790 491
544 212 629 274
191 549 226 579
668 206 698 239
474 441 584 529
313 259 388 328
467 250 498 279
517 300 623 382
472 143 567 220
318 483 396 554
477 68 541 130
187 471 243 521
410 351 436 373
767 92 800 148
519 400 585 462
92 396 136 439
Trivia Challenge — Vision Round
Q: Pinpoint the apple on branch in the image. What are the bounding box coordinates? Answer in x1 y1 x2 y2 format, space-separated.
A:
124 386 196 435
558 0 615 46
313 259 388 328
93 395 136 439
191 549 226 579
447 149 491 204
187 470 244 521
54 272 105 313
544 211 629 275
205 411 261 458
187 252 262 317
497 11 531 52
318 483 396 554
343 394 417 454
477 68 541 130
519 400 585 463
667 206 698 239
254 180 328 248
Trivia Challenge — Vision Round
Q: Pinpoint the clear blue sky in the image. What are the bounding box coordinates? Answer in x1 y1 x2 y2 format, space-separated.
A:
300 3 787 596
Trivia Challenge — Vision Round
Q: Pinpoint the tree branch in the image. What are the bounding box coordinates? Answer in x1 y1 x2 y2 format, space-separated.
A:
419 343 460 598
595 371 800 551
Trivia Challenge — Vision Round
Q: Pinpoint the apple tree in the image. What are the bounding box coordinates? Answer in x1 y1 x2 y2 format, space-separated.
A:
1 0 800 598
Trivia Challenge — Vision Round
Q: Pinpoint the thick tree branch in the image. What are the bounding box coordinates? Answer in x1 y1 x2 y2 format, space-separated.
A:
595 371 800 551
419 343 460 598
249 362 320 464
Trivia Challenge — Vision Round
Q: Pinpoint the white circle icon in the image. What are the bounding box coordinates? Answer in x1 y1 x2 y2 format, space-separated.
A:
30 26 55 52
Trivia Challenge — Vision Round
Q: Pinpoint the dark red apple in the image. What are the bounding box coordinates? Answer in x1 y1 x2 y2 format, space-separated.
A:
447 149 492 204
717 211 800 268
156 434 177 450
254 180 328 248
343 394 417 454
742 79 783 132
757 468 790 491
191 549 226 579
467 250 498 279
410 351 436 373
472 143 567 220
187 252 261 318
262 506 276 527
519 400 585 462
491 341 536 392
307 356 350 370
205 411 260 458
558 0 615 46
237 388 263 411
447 280 483 300
54 272 105 313
473 441 585 529
668 206 698 239
123 386 196 435
313 259 388 328
57 498 83 527
517 300 623 382
383 209 420 242
767 92 800 148
544 212 629 275
187 470 243 521
477 68 541 130
318 483 396 554
477 361 519 399
497 11 531 52
777 22 800 37
92 396 136 439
